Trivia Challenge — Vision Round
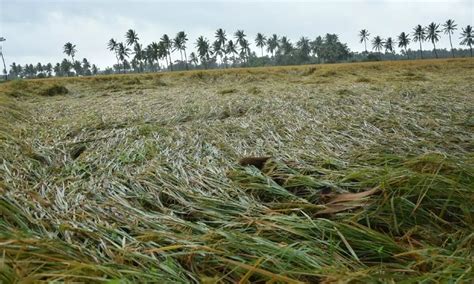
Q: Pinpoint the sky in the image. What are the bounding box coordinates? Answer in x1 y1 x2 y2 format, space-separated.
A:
1 0 472 69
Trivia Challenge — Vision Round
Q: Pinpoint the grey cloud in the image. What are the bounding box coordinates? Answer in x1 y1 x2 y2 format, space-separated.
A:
1 0 472 68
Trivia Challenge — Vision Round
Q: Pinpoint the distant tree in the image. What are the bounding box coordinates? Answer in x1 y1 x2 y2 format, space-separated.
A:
296 36 311 61
239 39 250 64
266 34 279 58
426 22 441 58
359 29 370 53
144 44 154 71
107 38 120 71
310 36 323 63
213 40 223 66
82 58 91 75
234 30 249 63
255 33 267 57
45 63 53 77
215 28 227 47
36 63 43 76
63 42 77 64
9 62 20 78
460 25 473 57
72 60 83 76
196 36 211 69
372 36 384 53
189 52 198 68
384 37 395 54
157 41 169 69
92 64 98 75
398 32 411 59
60 59 72 76
215 29 228 67
54 63 61 77
174 31 189 70
23 64 35 78
279 36 293 55
160 34 173 71
234 30 246 46
133 43 144 72
318 34 350 63
225 40 238 65
413 25 426 59
443 19 457 57
125 29 139 46
117 42 131 73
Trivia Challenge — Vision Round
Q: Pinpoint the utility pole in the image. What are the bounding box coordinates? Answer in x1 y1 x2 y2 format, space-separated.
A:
0 37 7 81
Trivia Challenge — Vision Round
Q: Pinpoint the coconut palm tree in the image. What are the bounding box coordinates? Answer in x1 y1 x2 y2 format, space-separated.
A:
234 30 246 46
413 25 426 59
107 38 120 71
173 31 189 70
296 36 311 61
460 25 473 57
215 28 227 47
372 36 384 53
189 52 198 68
213 40 223 66
234 30 249 63
397 32 411 59
239 39 250 64
266 34 279 58
54 63 61 77
214 29 228 67
145 43 158 71
160 34 173 71
63 42 77 63
359 29 370 53
61 59 72 77
196 36 211 69
173 34 184 63
384 37 395 55
426 22 441 58
226 40 238 66
117 42 130 73
310 36 323 63
45 63 53 77
125 29 139 46
133 43 144 72
255 33 267 57
157 41 169 70
92 64 98 75
279 36 293 55
443 19 457 57
178 31 189 70
82 58 91 75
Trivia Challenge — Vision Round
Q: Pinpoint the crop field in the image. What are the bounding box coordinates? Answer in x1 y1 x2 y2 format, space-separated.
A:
1 59 473 283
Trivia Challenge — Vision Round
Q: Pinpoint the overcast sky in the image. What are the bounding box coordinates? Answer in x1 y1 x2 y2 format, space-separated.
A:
1 0 472 68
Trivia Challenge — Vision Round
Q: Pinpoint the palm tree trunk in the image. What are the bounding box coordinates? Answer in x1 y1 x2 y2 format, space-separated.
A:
115 54 120 74
419 42 423 59
433 41 438 58
183 49 188 70
405 47 409 60
261 47 263 57
449 33 454 58
364 39 367 53
168 50 173 71
470 45 472 57
0 51 7 80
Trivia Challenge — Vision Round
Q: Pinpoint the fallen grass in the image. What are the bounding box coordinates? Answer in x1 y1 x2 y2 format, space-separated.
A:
0 58 473 283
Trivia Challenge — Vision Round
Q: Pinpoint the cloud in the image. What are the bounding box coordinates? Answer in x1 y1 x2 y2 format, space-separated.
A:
1 0 472 68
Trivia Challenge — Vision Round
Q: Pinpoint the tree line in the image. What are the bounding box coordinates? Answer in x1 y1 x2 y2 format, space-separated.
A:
6 19 473 78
